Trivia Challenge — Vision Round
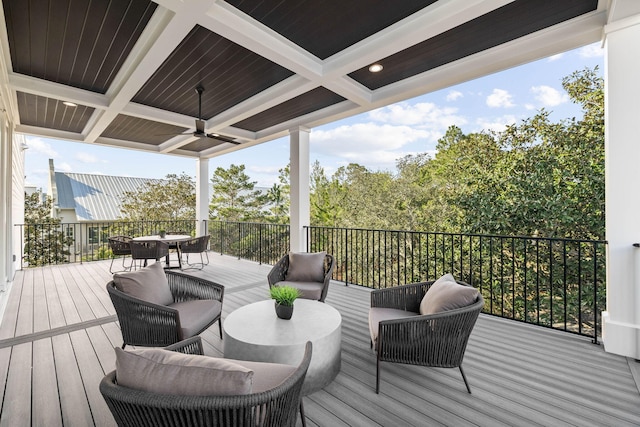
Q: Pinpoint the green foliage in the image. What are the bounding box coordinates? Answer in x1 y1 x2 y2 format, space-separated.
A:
119 173 196 221
209 164 267 221
265 164 290 223
269 285 301 306
309 67 604 241
23 192 74 267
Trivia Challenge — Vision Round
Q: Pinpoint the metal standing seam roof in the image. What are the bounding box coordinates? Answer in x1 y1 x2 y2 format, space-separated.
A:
54 172 163 221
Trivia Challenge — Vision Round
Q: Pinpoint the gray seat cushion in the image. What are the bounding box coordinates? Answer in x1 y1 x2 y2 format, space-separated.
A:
231 359 297 393
368 307 420 344
419 274 479 315
276 280 324 300
113 262 173 306
286 251 326 282
169 299 222 339
115 347 253 396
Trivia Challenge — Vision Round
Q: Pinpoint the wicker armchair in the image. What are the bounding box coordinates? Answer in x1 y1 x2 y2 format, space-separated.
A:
108 236 133 273
370 280 484 394
267 253 335 302
130 240 170 269
180 235 210 270
107 270 224 348
99 337 312 427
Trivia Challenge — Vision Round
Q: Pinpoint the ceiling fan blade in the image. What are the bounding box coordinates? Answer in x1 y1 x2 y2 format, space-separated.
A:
195 119 205 134
206 133 241 144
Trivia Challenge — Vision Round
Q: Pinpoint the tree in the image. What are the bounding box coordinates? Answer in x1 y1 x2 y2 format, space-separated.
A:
23 192 74 266
266 164 290 223
209 164 266 221
310 160 346 226
119 173 196 221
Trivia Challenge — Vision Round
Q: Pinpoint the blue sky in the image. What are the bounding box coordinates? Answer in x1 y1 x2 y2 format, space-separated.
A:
24 43 603 192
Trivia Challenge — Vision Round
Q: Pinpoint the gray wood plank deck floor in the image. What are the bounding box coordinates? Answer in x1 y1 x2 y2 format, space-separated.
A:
0 254 639 426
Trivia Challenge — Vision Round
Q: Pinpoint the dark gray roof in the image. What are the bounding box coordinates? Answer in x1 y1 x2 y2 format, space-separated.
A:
54 172 162 221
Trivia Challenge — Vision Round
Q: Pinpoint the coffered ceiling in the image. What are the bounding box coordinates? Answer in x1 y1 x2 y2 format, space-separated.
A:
0 0 605 159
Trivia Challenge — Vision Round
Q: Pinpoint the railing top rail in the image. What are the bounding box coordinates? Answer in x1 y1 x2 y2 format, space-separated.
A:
304 225 607 245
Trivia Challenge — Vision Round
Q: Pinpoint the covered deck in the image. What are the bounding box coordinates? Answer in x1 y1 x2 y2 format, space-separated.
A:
1 256 638 426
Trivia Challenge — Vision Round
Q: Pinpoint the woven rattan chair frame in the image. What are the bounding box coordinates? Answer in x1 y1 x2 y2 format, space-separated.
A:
108 236 133 274
166 231 189 251
107 270 224 348
370 280 484 394
267 253 335 302
99 338 312 427
130 240 170 270
180 235 210 270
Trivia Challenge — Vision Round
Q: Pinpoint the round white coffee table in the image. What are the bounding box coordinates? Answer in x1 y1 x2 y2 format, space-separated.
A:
223 299 342 395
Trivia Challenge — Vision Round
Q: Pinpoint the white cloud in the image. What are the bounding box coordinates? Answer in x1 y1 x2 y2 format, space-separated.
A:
524 103 536 111
26 137 58 157
475 115 518 133
548 53 563 62
75 152 100 163
312 122 432 170
446 90 463 101
579 43 603 58
486 89 515 108
368 101 466 129
57 162 73 172
530 85 569 107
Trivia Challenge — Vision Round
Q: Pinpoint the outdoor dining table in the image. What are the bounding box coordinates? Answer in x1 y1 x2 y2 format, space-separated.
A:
132 234 192 269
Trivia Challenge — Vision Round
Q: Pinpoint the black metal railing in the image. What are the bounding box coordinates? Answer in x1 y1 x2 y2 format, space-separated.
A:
208 221 289 265
16 220 197 267
306 226 606 342
15 219 606 341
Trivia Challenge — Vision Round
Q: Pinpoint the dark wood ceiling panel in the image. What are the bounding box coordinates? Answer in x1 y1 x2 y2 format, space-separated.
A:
101 115 188 145
233 87 345 132
2 0 156 93
180 138 230 153
227 0 436 60
349 0 599 90
16 92 93 133
132 25 294 120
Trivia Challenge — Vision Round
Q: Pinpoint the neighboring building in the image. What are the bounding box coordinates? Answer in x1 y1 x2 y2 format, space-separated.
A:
47 159 163 256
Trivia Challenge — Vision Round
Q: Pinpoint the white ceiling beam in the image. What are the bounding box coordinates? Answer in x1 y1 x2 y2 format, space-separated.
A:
372 10 606 107
15 124 84 142
322 0 515 79
202 2 323 80
205 75 316 131
84 3 210 142
8 74 108 109
122 102 195 128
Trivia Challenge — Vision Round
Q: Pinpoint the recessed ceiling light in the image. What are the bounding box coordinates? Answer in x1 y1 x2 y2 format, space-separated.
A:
368 63 383 73
62 101 77 107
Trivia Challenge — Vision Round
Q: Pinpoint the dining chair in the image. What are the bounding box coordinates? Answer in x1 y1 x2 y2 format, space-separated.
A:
130 240 169 270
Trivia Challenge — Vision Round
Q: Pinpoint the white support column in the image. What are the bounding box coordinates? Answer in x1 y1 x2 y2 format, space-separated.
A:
602 5 640 358
195 158 209 237
0 112 10 292
289 127 311 252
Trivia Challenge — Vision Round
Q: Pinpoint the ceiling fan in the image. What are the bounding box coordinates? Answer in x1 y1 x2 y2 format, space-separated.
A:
176 86 240 144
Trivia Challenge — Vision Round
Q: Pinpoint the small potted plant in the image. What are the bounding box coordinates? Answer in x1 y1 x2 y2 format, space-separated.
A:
158 229 166 238
269 285 301 320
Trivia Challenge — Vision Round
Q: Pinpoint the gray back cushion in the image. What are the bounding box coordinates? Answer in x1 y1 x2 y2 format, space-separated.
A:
113 262 173 306
286 251 326 282
420 273 479 315
115 347 254 396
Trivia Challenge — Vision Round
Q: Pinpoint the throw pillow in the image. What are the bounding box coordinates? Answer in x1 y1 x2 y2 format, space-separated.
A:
113 262 173 306
115 347 254 396
285 251 327 283
420 273 479 315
